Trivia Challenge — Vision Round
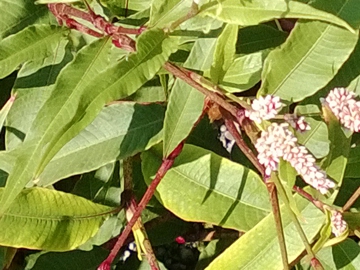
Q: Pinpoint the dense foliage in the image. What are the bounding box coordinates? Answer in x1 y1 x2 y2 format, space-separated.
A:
0 0 359 269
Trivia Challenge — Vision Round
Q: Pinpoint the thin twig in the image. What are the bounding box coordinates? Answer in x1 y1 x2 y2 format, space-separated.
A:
342 186 360 212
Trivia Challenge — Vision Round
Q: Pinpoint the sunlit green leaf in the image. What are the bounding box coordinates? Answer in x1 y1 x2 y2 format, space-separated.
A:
201 0 354 32
258 20 358 102
210 24 238 84
142 145 271 231
0 25 68 79
0 0 50 41
0 29 177 215
149 0 193 28
0 187 113 251
220 51 266 93
206 195 324 269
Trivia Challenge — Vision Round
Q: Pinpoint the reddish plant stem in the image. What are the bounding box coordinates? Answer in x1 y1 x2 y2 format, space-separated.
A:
267 182 289 270
163 62 241 121
220 108 265 177
98 142 184 270
292 186 325 211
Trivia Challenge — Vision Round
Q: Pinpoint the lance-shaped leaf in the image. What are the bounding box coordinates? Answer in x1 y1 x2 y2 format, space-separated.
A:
201 0 354 31
163 80 205 157
149 0 193 28
0 25 68 79
183 38 217 72
38 103 165 186
220 51 266 93
210 23 238 84
0 0 50 40
0 187 114 251
0 95 16 132
6 40 71 150
142 145 271 232
295 105 330 159
206 195 324 269
258 19 358 102
0 30 178 215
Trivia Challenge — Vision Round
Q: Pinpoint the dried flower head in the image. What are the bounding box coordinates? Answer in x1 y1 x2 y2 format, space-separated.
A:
330 211 347 237
255 123 335 194
325 87 360 132
245 95 283 123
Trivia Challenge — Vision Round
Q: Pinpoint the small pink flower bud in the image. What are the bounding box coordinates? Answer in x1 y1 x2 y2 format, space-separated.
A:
284 114 311 132
245 95 283 123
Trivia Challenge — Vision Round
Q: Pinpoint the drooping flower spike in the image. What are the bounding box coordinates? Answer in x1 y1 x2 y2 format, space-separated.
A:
255 123 335 194
325 87 360 132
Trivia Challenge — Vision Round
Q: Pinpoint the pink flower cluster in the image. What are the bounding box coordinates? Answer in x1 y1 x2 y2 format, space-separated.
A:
330 211 347 237
255 123 335 194
245 95 283 123
325 87 360 132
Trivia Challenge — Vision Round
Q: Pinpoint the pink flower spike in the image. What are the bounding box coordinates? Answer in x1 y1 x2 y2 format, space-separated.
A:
245 95 283 123
255 123 335 194
325 87 360 132
330 211 347 237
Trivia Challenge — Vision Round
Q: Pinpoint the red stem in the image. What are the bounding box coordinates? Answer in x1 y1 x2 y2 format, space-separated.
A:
98 142 184 270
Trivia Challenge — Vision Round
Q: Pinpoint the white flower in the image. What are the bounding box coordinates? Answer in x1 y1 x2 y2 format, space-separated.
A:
330 211 347 237
218 124 236 153
325 87 360 132
255 123 335 194
245 95 283 123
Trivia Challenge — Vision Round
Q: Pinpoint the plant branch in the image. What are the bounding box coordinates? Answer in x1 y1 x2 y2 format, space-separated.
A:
98 142 184 270
220 108 265 177
272 175 324 269
266 181 289 270
342 186 360 212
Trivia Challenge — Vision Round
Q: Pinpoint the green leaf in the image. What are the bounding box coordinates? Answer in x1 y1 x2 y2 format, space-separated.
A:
0 29 177 216
195 239 235 270
0 0 50 40
295 105 330 159
163 80 205 157
302 239 360 269
149 0 193 28
6 41 71 150
210 24 238 84
0 187 113 251
236 24 287 54
142 145 271 231
0 25 68 79
201 0 354 32
321 105 351 200
183 38 217 72
258 19 358 102
220 51 266 93
205 195 324 270
38 103 165 186
25 248 109 270
0 95 16 132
